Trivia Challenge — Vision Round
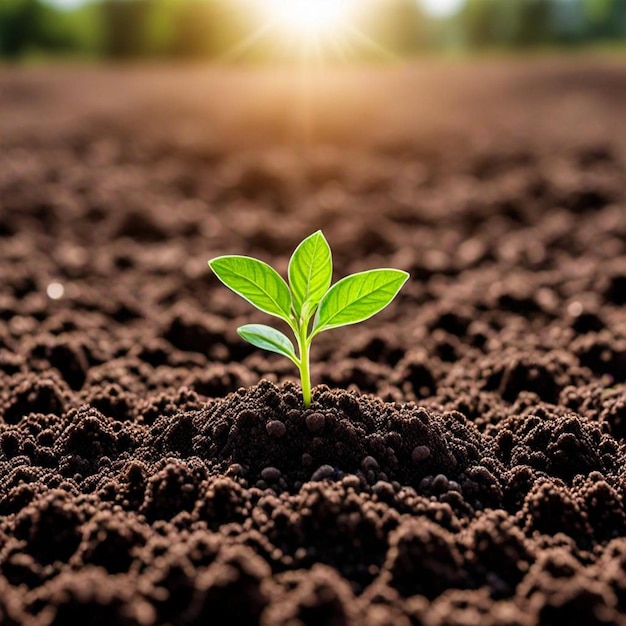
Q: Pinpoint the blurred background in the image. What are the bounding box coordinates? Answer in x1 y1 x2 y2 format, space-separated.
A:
1 0 625 62
1 0 625 438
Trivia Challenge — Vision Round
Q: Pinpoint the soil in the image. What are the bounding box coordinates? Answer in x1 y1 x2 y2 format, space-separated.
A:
1 57 626 625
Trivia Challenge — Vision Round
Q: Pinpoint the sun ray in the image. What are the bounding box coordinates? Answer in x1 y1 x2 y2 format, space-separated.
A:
344 25 403 62
218 18 280 62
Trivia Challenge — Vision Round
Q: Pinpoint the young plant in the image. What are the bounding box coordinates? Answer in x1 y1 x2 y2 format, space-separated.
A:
208 231 409 407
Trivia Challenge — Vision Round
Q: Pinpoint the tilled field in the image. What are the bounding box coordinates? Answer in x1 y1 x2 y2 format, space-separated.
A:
1 59 626 625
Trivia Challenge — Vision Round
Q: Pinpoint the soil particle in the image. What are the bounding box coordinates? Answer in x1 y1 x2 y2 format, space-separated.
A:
412 445 431 463
305 412 326 433
266 420 287 438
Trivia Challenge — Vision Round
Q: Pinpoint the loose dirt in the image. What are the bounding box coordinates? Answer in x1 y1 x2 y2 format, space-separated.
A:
1 58 626 625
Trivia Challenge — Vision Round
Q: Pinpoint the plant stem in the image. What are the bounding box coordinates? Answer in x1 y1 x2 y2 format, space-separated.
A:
297 324 312 407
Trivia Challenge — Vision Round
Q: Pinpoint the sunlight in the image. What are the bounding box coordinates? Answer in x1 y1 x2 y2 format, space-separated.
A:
257 0 357 40
420 0 464 18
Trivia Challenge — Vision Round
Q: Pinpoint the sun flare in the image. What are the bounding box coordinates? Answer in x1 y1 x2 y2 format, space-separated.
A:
259 0 356 40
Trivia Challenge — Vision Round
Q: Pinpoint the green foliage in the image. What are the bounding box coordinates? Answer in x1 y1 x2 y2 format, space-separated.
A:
237 324 298 364
313 269 411 334
584 0 626 38
60 3 105 56
100 0 155 58
0 0 48 58
461 0 554 48
208 256 292 321
0 0 103 60
288 231 332 320
209 231 409 406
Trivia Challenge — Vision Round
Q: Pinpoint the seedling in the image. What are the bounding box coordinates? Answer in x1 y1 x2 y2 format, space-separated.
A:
208 231 409 407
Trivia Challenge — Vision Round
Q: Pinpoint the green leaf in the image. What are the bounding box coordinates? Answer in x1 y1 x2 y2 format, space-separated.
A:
313 269 409 334
288 230 332 319
208 255 292 322
237 324 298 364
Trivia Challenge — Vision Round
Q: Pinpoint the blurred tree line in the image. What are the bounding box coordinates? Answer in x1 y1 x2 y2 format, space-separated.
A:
460 0 626 48
0 0 625 61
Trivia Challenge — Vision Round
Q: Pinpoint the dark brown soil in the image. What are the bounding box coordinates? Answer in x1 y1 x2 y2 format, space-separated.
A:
1 58 626 625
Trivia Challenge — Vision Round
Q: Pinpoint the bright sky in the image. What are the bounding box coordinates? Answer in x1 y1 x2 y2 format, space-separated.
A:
47 0 83 6
46 0 466 18
420 0 465 17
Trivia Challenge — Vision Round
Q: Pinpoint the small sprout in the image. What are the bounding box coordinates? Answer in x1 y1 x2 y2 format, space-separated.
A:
208 231 409 407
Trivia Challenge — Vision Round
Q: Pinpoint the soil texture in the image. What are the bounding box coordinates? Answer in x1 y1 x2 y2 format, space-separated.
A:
1 58 626 625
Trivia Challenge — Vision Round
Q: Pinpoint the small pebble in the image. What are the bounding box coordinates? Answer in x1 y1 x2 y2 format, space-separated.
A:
261 467 281 482
301 453 313 466
306 412 325 433
412 445 431 463
432 474 449 492
372 481 394 497
311 465 334 481
361 456 379 470
266 420 287 438
226 463 243 477
342 475 361 490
